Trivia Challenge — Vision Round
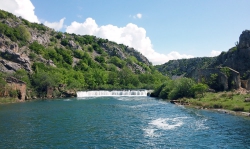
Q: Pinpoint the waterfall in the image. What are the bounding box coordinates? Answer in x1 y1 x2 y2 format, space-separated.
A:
77 90 148 97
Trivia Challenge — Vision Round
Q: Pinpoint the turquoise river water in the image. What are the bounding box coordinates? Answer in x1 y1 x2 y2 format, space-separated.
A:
0 96 250 148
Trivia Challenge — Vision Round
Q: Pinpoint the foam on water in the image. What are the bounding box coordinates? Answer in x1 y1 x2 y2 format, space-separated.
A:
194 119 209 130
143 117 188 138
77 90 148 97
149 117 184 130
143 128 159 137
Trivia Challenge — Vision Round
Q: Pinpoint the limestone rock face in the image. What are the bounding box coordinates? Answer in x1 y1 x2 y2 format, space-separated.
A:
126 47 151 66
0 59 22 72
0 34 32 73
186 67 241 91
37 55 56 67
238 30 250 49
5 77 26 101
30 29 50 45
69 40 82 50
100 43 150 73
0 49 32 72
212 30 250 76
10 44 18 53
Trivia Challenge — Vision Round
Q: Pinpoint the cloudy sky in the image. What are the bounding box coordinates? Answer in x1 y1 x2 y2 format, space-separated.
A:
0 0 249 65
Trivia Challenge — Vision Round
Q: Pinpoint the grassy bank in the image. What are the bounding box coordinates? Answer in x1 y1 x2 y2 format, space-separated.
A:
0 97 19 104
182 92 250 112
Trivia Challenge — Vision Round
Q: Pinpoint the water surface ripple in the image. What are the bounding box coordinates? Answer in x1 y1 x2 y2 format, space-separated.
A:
0 97 250 148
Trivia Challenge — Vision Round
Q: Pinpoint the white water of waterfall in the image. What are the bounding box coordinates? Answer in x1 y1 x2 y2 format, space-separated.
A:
77 90 148 97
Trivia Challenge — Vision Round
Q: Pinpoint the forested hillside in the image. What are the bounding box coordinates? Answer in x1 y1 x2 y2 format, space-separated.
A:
155 57 216 77
0 9 167 99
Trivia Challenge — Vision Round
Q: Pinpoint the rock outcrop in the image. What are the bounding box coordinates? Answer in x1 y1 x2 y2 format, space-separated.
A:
186 67 241 91
238 30 250 49
69 40 82 50
30 28 50 45
211 30 250 76
5 77 26 101
0 34 32 73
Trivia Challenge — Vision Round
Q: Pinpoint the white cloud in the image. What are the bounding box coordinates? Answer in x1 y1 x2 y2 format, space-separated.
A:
130 13 142 19
210 50 221 57
136 13 142 19
0 0 39 23
66 18 193 65
44 18 66 31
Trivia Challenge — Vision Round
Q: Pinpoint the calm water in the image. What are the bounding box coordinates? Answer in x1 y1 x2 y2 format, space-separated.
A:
0 97 250 148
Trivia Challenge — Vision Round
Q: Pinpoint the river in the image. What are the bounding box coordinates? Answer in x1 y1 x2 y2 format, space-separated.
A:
0 96 250 148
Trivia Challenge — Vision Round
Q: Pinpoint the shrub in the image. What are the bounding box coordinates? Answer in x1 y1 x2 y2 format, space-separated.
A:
16 25 31 42
213 103 223 109
9 90 18 98
61 39 68 46
159 80 174 99
191 83 208 97
56 32 63 39
88 46 94 52
29 41 45 54
168 78 196 100
232 106 244 111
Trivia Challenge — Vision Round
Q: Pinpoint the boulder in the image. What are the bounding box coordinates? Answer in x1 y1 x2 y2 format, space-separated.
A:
244 98 250 102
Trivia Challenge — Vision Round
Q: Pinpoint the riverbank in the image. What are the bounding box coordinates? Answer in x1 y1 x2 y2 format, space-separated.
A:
0 97 21 104
171 91 250 117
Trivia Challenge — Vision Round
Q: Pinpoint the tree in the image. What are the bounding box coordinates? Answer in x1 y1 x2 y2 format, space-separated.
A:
168 78 196 100
13 69 31 87
16 25 31 41
29 41 45 54
191 83 208 97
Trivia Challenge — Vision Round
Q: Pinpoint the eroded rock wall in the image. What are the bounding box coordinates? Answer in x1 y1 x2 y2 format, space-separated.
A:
5 77 26 101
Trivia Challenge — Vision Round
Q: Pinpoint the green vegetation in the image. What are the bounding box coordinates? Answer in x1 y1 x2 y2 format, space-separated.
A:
153 76 250 113
155 57 216 76
0 97 18 104
188 92 250 112
152 77 208 100
0 9 170 99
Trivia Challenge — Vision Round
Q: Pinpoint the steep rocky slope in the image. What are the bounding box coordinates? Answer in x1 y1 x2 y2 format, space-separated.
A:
0 9 166 100
211 30 250 79
0 10 150 74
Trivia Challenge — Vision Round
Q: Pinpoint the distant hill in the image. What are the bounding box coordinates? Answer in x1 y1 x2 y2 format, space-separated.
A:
156 30 250 81
155 57 216 77
0 9 167 99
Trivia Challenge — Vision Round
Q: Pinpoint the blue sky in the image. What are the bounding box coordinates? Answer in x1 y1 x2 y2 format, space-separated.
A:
0 0 249 65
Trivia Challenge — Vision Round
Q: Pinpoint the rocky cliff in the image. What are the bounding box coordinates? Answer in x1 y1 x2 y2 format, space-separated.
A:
211 30 250 78
156 30 250 91
0 9 163 100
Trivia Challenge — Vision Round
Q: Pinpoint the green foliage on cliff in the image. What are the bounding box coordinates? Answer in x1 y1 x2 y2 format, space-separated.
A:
0 9 168 98
0 22 31 45
155 57 216 77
